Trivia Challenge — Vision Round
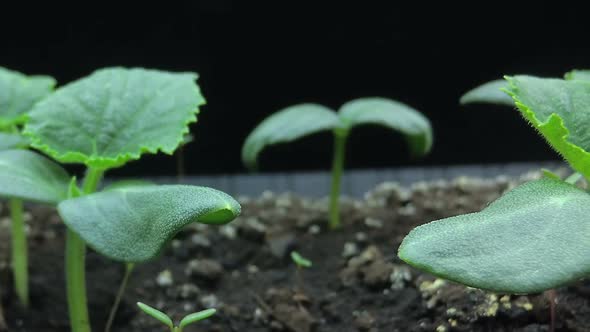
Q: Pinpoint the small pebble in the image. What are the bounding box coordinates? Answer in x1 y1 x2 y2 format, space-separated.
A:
308 224 321 235
200 294 221 308
185 259 224 281
355 232 368 243
156 269 173 287
219 225 237 240
342 242 359 258
191 233 211 248
364 217 383 229
247 264 259 274
179 283 200 299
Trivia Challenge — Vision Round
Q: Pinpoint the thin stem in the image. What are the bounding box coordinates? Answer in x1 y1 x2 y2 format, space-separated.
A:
328 129 348 229
82 168 104 194
66 167 104 332
10 198 28 307
104 263 134 332
66 229 91 332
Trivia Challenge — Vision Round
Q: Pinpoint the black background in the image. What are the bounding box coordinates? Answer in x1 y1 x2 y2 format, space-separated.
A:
1 2 587 176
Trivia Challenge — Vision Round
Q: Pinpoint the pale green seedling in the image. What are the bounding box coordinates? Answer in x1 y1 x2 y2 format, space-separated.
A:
0 67 241 332
290 251 312 269
242 98 432 229
137 302 216 332
0 66 56 307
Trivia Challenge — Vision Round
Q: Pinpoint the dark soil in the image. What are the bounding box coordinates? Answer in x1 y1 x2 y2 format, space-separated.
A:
2 171 590 332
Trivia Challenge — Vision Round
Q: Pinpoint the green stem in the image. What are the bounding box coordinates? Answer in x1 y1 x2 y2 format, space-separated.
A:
66 167 103 332
66 230 90 332
104 264 134 332
82 168 104 195
10 198 28 307
329 129 348 229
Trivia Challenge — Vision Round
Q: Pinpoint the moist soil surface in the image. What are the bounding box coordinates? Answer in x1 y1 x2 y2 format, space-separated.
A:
2 171 590 332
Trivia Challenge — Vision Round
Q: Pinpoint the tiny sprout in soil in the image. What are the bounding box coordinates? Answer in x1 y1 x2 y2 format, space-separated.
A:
399 72 590 330
242 98 432 229
0 67 241 332
137 302 216 332
290 251 312 268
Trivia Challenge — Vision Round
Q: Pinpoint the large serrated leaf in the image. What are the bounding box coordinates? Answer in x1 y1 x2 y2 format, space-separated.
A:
399 179 590 294
23 67 205 169
459 79 514 106
338 97 432 156
0 149 70 204
504 76 590 179
58 185 241 262
0 67 56 128
242 104 339 170
0 132 29 150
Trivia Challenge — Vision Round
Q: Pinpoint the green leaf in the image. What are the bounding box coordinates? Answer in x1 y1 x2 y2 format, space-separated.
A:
290 251 312 268
58 185 241 262
399 179 590 294
0 149 70 204
459 79 514 106
0 67 56 128
0 132 29 150
137 302 173 329
242 104 339 170
24 67 205 170
504 76 590 180
564 69 590 81
179 309 216 329
338 97 432 156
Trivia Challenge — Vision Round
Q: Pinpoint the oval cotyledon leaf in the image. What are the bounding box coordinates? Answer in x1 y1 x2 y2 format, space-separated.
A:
459 79 514 106
398 178 590 294
241 104 339 171
58 185 241 263
337 97 433 156
0 149 70 204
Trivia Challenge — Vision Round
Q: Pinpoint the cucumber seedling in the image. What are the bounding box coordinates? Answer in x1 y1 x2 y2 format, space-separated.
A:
398 75 590 329
290 250 312 293
0 66 56 307
0 67 241 332
242 98 432 229
137 302 216 332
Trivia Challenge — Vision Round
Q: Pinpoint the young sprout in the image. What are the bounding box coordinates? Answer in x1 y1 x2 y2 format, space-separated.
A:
242 98 432 229
290 251 312 269
290 250 312 293
137 302 216 332
0 67 241 332
0 66 56 307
